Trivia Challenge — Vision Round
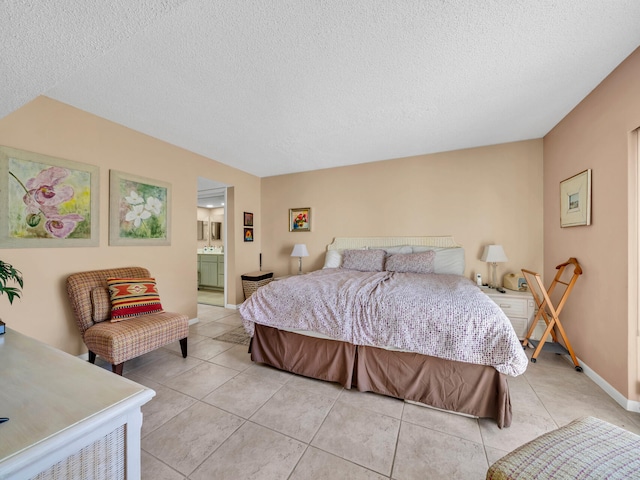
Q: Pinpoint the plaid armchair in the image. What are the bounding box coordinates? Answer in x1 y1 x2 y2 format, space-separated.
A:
66 266 189 375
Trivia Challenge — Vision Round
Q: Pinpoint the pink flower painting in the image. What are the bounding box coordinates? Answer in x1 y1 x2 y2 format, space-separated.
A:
7 159 91 240
44 213 86 238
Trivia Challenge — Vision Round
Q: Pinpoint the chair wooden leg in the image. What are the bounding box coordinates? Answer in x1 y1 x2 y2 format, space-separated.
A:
112 363 124 375
88 350 96 364
179 337 188 358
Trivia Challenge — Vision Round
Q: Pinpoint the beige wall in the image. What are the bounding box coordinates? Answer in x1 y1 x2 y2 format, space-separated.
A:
0 97 261 355
261 140 544 287
544 47 640 402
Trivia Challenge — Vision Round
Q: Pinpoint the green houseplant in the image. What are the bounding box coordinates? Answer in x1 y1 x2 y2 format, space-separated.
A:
0 260 23 305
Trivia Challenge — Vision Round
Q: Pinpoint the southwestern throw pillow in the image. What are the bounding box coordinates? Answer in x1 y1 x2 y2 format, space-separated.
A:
107 277 164 322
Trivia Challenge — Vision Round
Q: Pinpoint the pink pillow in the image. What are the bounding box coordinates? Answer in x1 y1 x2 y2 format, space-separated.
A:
385 251 436 274
341 249 386 272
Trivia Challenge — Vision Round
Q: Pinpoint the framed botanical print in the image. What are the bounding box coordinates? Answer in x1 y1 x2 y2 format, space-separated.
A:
0 145 99 248
109 170 171 245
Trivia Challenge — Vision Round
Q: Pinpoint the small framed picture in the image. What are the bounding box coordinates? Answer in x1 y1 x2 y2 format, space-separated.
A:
244 227 253 242
560 169 592 227
289 207 311 232
244 211 253 226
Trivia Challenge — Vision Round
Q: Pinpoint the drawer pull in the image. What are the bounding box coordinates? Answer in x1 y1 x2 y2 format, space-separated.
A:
499 304 511 308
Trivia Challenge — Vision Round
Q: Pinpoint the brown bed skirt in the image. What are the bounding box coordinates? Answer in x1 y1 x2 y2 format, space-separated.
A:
251 323 512 428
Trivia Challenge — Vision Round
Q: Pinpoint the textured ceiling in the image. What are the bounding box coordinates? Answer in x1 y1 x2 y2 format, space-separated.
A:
3 1 640 178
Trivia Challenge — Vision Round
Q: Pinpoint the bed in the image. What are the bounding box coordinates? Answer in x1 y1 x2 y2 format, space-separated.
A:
239 236 528 428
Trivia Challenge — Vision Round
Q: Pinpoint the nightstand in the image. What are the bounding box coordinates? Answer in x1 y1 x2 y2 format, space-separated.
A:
481 287 535 340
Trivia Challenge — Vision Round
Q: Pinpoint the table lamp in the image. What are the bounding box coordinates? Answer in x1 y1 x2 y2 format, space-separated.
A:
480 245 508 288
291 244 309 275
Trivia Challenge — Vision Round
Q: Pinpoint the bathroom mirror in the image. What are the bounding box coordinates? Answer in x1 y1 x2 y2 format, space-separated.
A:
211 222 222 240
197 221 208 241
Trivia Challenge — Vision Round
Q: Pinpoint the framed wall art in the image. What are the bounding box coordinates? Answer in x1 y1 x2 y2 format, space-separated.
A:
244 212 253 226
289 207 311 232
0 145 99 248
560 169 592 227
109 170 171 245
244 227 254 242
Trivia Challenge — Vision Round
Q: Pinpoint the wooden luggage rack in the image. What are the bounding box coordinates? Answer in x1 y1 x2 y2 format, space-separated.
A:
521 258 583 372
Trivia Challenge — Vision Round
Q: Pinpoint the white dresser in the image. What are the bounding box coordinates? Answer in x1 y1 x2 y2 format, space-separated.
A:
481 287 536 340
0 329 154 479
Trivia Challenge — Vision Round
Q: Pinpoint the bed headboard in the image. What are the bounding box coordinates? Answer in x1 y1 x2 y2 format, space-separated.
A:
327 236 462 251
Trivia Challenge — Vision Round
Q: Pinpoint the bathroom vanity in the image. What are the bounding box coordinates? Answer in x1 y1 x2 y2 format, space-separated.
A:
198 252 224 289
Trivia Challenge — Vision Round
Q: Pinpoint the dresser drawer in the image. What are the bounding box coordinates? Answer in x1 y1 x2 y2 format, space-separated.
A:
492 296 528 318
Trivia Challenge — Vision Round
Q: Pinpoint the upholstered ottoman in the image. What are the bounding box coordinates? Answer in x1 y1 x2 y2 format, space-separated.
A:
486 416 640 479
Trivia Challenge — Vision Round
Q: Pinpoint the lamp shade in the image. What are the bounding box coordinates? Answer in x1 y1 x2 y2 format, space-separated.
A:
480 245 508 263
291 244 309 257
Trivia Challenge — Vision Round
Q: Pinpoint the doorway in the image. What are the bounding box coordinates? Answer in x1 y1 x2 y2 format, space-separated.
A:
197 177 229 307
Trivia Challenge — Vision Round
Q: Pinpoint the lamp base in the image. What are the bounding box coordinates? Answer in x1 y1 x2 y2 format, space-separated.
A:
297 257 303 275
489 263 498 288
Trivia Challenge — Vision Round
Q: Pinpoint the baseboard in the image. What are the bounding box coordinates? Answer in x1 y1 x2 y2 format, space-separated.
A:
224 304 239 310
189 317 199 325
565 355 640 413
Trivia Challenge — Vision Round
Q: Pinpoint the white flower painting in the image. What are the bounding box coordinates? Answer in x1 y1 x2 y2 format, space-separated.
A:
110 171 171 246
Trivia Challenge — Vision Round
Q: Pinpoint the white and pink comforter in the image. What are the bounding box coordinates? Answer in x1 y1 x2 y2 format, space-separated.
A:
239 269 528 376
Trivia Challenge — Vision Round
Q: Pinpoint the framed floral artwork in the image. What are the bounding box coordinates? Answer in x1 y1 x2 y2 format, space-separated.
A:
560 169 591 227
109 170 171 246
289 207 311 232
244 227 253 242
244 211 253 226
0 145 99 248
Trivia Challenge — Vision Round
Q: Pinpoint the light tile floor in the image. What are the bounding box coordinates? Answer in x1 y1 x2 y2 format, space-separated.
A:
113 304 640 479
197 289 224 307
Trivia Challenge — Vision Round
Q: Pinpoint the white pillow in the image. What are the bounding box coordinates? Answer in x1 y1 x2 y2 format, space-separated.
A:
323 250 342 269
410 246 465 275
